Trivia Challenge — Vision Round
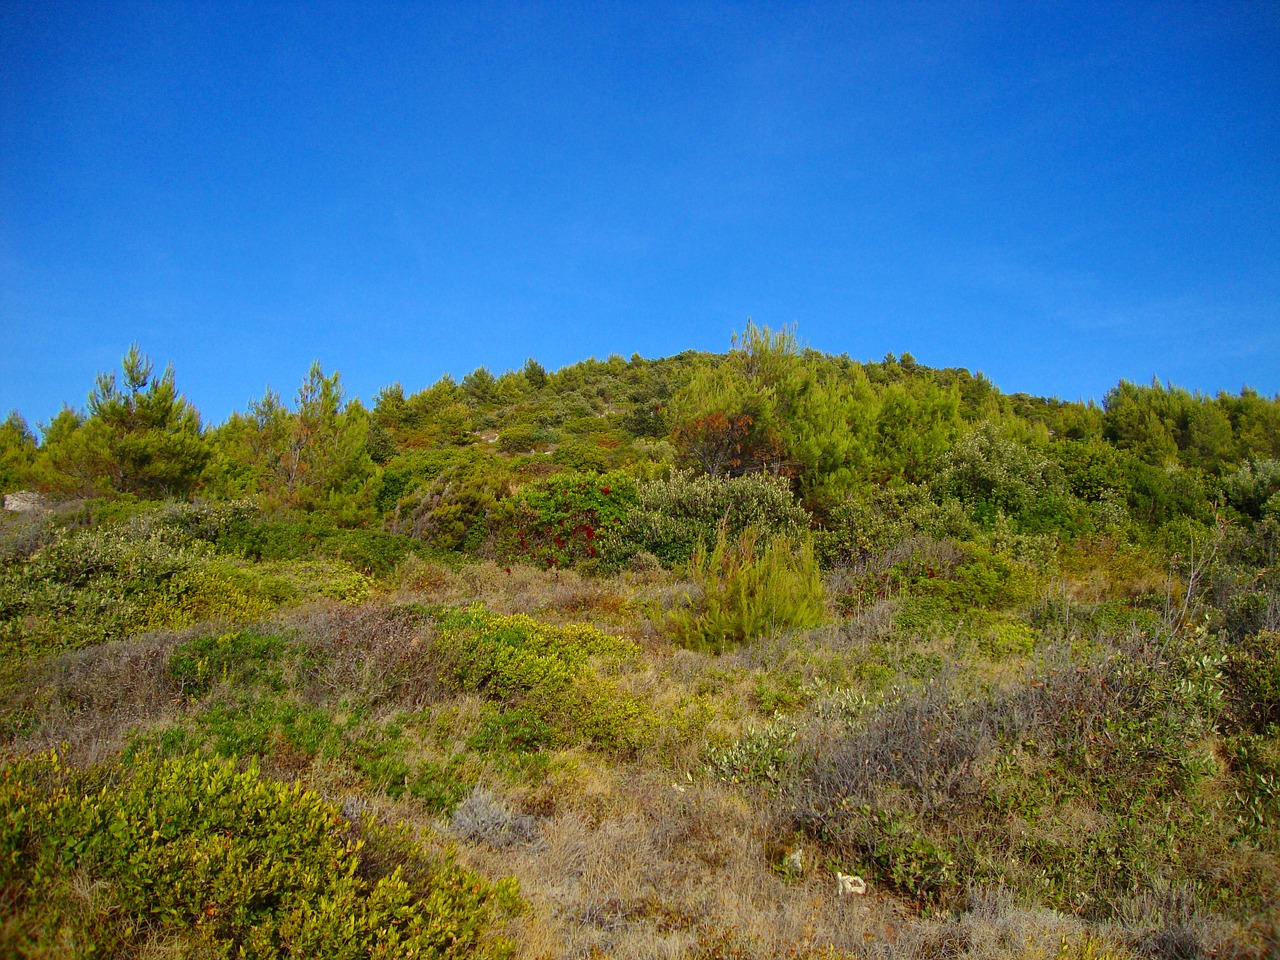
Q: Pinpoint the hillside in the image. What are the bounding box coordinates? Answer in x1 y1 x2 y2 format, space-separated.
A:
1 325 1278 958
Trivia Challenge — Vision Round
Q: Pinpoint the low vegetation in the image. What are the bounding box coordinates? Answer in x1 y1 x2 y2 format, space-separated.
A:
1 326 1277 957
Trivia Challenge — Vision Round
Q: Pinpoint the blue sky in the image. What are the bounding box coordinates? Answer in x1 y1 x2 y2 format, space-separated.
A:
2 1 1277 428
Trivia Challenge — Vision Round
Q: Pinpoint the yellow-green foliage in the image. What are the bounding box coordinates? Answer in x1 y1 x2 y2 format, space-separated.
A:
598 470 808 568
0 525 279 659
671 525 825 653
976 614 1039 659
0 750 519 959
1059 537 1169 602
141 558 278 628
434 605 653 754
0 515 375 661
256 558 375 604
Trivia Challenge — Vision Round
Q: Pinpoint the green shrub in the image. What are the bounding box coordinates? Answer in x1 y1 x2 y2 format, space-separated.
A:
815 484 937 566
933 424 1081 533
933 425 1052 513
1226 733 1280 844
752 671 808 714
217 518 428 577
0 521 278 660
407 756 472 814
124 617 464 804
0 751 519 958
976 614 1038 659
550 440 611 472
836 804 957 897
433 605 652 754
147 622 459 800
256 558 374 603
790 635 1240 909
496 469 637 567
1223 629 1280 733
600 470 808 568
1220 459 1280 520
142 695 338 767
0 504 391 663
832 536 1043 642
467 706 556 754
704 719 796 786
497 424 540 454
389 453 513 552
669 525 825 653
168 629 289 698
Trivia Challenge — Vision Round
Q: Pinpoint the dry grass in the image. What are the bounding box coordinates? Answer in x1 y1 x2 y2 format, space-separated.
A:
1058 538 1173 604
446 768 907 960
3 628 187 763
389 556 683 637
277 601 445 707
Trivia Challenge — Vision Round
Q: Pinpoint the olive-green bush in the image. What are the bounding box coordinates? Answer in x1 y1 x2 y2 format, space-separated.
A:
433 605 652 754
600 470 808 568
0 750 519 958
0 505 380 661
0 521 277 659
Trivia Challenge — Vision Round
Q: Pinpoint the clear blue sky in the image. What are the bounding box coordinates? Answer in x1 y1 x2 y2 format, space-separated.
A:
3 1 1277 428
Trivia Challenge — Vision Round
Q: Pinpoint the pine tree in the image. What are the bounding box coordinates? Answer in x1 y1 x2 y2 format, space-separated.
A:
42 346 209 498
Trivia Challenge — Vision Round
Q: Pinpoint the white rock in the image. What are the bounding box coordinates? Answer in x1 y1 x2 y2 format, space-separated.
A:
836 873 867 896
3 491 46 513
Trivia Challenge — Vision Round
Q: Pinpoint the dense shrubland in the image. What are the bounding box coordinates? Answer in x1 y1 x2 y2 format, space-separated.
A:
1 326 1278 957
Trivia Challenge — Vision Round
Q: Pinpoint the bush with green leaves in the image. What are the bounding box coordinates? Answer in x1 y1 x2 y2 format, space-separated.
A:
704 718 797 786
600 469 809 568
496 423 540 454
494 469 637 567
0 503 387 661
815 483 944 567
390 453 513 553
1223 629 1280 734
1220 459 1280 521
0 521 279 660
61 613 465 810
167 628 289 698
433 605 652 754
140 693 446 803
548 439 613 472
669 525 825 653
0 750 519 959
932 423 1079 533
891 539 1044 643
1225 732 1280 848
216 516 430 577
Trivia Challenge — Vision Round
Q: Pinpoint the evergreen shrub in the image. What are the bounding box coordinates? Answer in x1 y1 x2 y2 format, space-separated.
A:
433 605 652 754
496 469 637 567
0 522 277 659
600 470 808 568
669 525 824 653
0 751 519 958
